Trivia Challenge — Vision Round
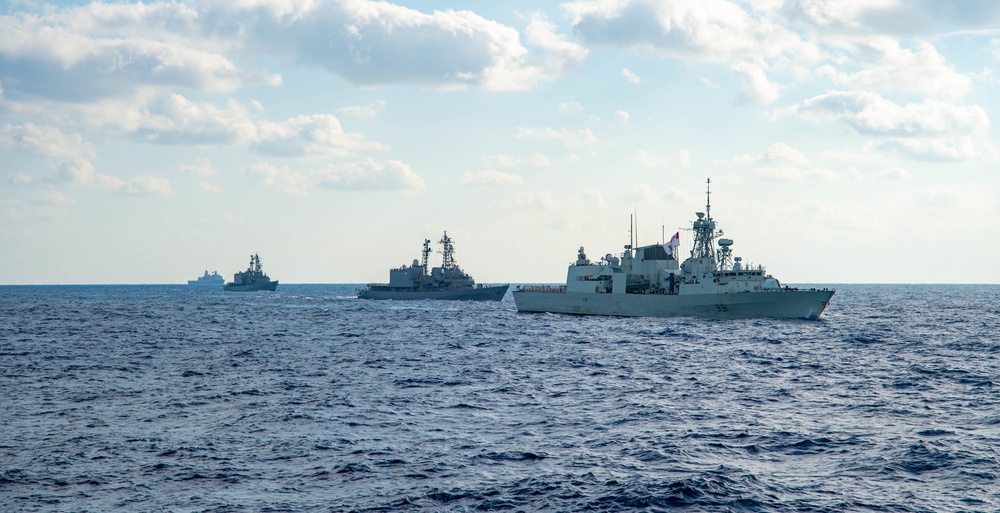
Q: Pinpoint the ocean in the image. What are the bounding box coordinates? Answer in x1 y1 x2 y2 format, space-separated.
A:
1 284 998 512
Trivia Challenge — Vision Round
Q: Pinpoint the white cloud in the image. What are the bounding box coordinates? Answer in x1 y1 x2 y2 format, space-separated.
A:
559 101 583 114
737 142 811 166
564 0 815 63
561 0 819 104
625 183 661 203
0 0 585 108
461 169 524 187
876 137 999 163
0 9 280 103
495 190 563 211
108 94 387 157
0 123 171 195
180 157 215 177
757 166 863 183
195 213 244 227
243 162 311 196
622 67 641 84
731 61 781 104
701 77 722 89
817 38 971 99
579 188 608 209
102 174 174 196
527 153 555 166
2 90 394 164
778 92 998 162
0 123 94 162
495 189 607 211
253 114 390 157
291 4 582 91
198 181 221 193
484 154 522 167
875 167 912 180
519 13 589 88
819 146 897 167
127 94 257 145
616 110 630 123
314 158 425 192
10 173 33 186
624 183 691 204
781 0 1000 35
516 127 597 148
633 149 691 169
336 100 386 119
912 187 962 209
785 91 989 136
483 153 554 167
0 189 75 223
819 147 911 179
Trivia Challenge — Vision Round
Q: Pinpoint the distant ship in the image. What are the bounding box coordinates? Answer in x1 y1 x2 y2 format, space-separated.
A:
357 231 509 301
513 179 834 319
188 270 224 286
224 253 278 292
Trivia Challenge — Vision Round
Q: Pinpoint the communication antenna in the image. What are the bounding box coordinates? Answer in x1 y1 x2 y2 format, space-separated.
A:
706 177 711 220
628 214 634 253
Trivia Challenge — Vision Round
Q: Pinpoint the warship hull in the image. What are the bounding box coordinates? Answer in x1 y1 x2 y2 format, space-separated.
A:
224 281 278 292
358 284 508 301
513 289 833 320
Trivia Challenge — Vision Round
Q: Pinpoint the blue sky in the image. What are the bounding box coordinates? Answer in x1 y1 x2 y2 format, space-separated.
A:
2 0 999 284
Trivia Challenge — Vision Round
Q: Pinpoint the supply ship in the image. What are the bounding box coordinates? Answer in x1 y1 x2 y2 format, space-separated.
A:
224 253 278 292
357 231 508 301
513 180 834 319
188 270 224 286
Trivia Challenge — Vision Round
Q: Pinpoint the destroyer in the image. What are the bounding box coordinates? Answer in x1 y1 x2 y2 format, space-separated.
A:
513 179 834 319
188 270 224 286
224 253 278 291
357 231 509 301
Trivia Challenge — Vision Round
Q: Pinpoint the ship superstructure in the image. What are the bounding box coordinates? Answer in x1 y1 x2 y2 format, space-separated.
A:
357 231 509 301
513 180 834 319
224 253 278 292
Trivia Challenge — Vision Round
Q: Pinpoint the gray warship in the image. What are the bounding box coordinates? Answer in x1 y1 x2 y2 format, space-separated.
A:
513 179 834 319
188 270 224 286
224 253 278 291
357 231 509 301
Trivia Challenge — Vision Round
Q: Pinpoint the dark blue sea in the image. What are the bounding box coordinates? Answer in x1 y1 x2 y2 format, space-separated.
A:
1 284 998 512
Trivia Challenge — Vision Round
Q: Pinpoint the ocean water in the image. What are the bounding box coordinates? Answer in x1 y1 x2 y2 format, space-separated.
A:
1 284 998 512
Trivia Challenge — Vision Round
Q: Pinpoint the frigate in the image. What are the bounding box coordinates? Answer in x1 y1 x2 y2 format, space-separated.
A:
513 179 834 319
188 270 224 286
224 253 278 291
357 231 509 301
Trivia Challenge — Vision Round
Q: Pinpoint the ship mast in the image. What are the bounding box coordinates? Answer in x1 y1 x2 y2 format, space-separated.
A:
440 231 456 269
690 178 718 269
420 239 431 275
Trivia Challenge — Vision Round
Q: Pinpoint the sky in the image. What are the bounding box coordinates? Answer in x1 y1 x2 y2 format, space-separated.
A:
2 0 999 285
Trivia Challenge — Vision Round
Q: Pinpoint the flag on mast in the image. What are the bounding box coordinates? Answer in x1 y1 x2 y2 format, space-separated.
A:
663 232 680 257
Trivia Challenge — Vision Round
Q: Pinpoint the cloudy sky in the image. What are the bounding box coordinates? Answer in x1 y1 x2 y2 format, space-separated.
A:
2 0 999 285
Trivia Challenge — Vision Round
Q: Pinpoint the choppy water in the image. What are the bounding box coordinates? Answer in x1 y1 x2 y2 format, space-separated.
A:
1 284 998 512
